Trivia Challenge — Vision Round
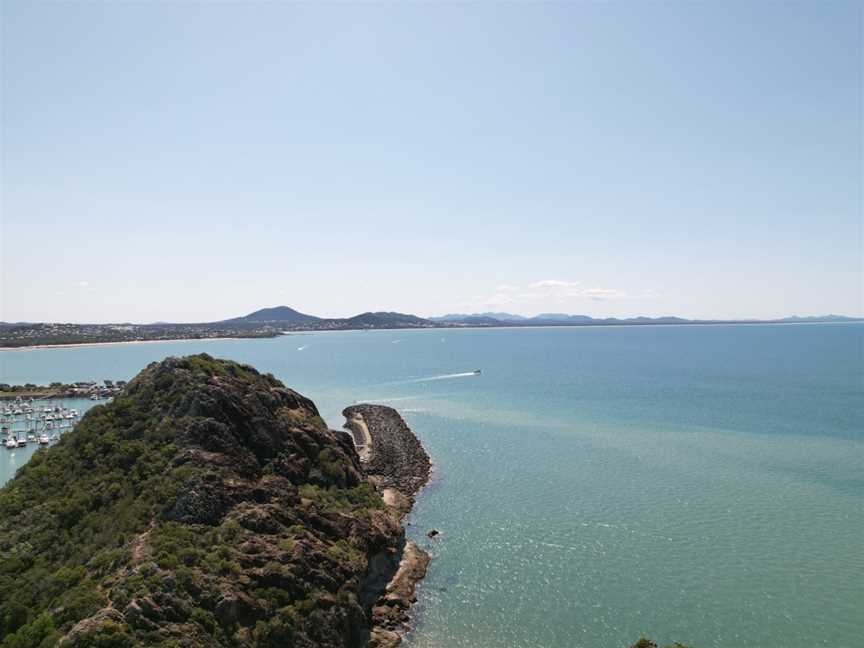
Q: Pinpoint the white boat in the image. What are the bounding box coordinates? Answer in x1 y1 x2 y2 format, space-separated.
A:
16 438 26 447
38 434 49 445
4 437 17 449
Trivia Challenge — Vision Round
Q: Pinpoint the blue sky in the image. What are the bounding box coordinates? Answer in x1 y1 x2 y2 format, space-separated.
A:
1 1 861 323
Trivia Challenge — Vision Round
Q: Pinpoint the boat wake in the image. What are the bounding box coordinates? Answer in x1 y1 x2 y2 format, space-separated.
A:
297 345 308 351
407 371 480 383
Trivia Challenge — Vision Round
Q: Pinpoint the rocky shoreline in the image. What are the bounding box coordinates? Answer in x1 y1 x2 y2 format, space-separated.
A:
343 404 432 647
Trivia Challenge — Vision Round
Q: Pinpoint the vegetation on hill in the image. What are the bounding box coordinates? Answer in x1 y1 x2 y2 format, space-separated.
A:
0 354 403 647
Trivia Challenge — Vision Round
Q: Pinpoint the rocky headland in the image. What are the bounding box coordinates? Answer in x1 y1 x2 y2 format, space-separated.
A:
342 404 432 646
0 354 431 648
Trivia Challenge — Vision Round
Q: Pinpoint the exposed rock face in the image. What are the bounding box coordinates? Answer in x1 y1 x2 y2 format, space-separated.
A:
0 355 422 648
343 405 433 647
343 404 431 500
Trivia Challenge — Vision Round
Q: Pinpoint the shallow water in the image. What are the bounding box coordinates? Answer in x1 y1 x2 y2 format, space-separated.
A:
1 323 861 647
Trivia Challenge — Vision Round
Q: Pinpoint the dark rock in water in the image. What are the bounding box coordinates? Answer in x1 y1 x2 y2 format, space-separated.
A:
427 529 440 538
0 354 420 648
630 639 694 648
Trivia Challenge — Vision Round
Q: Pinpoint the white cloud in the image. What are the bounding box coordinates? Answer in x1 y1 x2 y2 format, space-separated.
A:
73 280 96 293
459 279 660 311
529 279 580 289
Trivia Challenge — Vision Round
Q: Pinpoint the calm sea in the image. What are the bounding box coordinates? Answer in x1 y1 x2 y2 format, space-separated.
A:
1 324 862 648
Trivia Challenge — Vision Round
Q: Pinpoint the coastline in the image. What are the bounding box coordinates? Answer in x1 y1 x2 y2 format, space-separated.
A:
343 404 433 647
4 319 859 352
0 336 253 352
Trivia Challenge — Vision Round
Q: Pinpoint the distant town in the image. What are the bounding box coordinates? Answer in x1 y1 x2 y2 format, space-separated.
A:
0 306 859 349
0 379 125 400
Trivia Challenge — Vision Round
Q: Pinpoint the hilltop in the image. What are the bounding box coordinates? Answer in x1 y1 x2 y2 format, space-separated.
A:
0 355 422 647
227 308 432 331
225 306 322 326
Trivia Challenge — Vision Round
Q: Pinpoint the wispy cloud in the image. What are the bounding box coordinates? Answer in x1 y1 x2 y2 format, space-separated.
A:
459 280 659 310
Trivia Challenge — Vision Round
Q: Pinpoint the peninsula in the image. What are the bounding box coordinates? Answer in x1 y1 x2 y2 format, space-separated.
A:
0 354 431 647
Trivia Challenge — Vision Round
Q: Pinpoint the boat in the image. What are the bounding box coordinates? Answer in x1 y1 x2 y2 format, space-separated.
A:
473 369 482 375
38 434 49 445
4 437 17 449
16 438 27 447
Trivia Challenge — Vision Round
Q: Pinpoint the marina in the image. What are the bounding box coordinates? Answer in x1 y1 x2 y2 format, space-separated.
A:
1 397 96 450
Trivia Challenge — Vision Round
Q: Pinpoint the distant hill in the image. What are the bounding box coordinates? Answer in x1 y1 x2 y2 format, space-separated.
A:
430 314 503 325
2 308 861 348
432 312 527 323
430 312 862 327
225 307 435 331
343 311 432 328
228 305 322 324
778 315 860 323
532 313 594 323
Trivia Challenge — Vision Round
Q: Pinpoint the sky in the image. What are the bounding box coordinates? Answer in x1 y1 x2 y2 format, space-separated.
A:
1 1 861 323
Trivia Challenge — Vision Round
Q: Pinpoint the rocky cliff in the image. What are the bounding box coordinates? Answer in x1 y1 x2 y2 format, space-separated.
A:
0 355 422 648
342 405 432 647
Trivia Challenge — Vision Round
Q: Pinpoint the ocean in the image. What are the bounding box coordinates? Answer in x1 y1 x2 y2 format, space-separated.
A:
1 323 861 648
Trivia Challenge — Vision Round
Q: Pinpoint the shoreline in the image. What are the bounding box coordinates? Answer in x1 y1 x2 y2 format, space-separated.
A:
3 318 860 352
343 404 433 647
0 336 254 352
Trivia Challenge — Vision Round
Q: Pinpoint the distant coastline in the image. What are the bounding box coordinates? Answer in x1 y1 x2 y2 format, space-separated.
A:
0 336 253 352
1 317 861 351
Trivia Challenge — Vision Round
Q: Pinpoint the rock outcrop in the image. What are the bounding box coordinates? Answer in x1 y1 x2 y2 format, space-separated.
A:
0 355 426 648
343 404 431 508
343 405 432 647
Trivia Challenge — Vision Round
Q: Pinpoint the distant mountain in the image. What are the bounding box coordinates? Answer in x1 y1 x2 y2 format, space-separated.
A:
777 315 860 323
228 306 322 324
618 316 690 324
531 313 594 323
432 312 528 322
4 308 860 349
224 307 434 331
479 312 528 321
429 312 864 327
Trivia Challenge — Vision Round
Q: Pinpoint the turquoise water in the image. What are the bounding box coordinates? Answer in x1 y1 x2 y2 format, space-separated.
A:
1 324 862 647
